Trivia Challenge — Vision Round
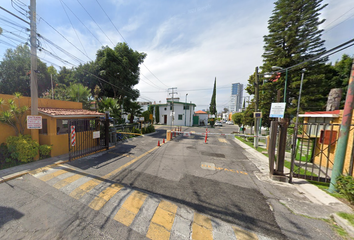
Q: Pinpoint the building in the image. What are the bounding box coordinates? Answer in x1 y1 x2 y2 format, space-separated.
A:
138 101 152 112
0 94 104 157
229 83 243 112
152 99 195 126
194 110 208 126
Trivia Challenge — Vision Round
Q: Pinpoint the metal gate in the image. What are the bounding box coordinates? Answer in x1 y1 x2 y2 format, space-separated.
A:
68 118 108 161
290 122 342 182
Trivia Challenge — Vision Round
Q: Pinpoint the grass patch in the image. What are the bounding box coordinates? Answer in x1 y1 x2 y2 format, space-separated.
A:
235 136 268 156
338 212 354 226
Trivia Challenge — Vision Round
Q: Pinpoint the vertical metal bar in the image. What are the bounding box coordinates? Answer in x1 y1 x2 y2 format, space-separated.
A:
68 120 71 161
318 123 325 182
326 124 335 181
299 123 306 176
304 123 312 177
268 120 278 175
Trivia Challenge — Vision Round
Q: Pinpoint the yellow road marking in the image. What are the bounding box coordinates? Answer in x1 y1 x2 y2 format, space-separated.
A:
233 226 259 240
192 212 213 240
69 178 103 200
88 183 124 210
218 138 227 143
114 191 147 226
68 145 160 200
39 169 69 182
52 174 85 189
146 200 178 240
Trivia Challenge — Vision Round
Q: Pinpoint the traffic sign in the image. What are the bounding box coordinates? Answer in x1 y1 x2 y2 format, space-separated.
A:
253 112 262 118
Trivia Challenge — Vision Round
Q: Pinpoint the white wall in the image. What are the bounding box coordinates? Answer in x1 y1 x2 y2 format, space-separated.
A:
155 103 194 126
196 114 208 125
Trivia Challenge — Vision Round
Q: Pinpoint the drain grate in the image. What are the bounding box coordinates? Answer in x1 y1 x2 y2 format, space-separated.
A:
201 152 225 158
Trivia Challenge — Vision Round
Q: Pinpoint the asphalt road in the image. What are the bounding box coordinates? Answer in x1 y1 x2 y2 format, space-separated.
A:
0 124 344 239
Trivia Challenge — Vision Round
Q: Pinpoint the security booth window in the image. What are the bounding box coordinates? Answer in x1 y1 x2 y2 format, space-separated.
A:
39 119 48 135
183 105 189 110
178 114 183 120
56 119 69 135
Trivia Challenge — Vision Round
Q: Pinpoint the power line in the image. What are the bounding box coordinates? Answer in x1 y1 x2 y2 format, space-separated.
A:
323 6 354 34
0 6 30 25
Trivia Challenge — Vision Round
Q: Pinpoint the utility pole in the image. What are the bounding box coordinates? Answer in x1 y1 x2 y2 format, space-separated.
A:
254 67 259 148
185 93 188 126
329 59 354 192
30 0 39 144
168 87 177 128
51 74 53 99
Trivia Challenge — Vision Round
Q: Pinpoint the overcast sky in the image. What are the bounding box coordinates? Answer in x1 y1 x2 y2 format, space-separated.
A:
0 0 353 112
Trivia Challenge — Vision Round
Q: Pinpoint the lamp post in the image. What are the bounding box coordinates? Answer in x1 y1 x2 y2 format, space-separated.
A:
185 93 188 126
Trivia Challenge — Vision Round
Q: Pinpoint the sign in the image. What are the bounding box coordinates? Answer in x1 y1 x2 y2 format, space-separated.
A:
93 131 100 139
139 117 145 122
71 126 76 146
27 115 42 129
270 102 286 118
149 114 153 120
253 112 262 118
183 132 191 137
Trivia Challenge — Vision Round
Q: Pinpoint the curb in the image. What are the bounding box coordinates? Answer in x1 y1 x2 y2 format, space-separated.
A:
0 159 69 184
331 213 354 238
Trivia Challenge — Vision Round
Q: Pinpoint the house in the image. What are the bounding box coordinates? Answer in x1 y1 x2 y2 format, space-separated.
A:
298 110 354 177
194 110 208 126
151 99 195 126
0 94 104 157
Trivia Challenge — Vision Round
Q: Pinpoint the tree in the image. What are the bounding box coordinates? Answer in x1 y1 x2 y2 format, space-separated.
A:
96 43 146 106
66 83 92 109
0 93 28 136
0 45 51 96
247 0 330 126
155 105 160 123
209 78 216 127
232 112 243 127
124 101 142 123
222 107 229 113
98 97 121 119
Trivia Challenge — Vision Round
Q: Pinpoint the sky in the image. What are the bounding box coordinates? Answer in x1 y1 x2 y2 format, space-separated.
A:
0 0 353 112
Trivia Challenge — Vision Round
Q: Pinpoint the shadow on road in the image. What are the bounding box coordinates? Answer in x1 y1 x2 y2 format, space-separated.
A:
0 206 24 228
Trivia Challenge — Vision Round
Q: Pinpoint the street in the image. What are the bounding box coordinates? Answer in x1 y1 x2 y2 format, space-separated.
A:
0 125 345 239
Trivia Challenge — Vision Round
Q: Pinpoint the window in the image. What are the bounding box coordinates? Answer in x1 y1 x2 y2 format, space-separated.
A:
183 105 189 110
170 106 172 110
57 119 69 135
39 119 47 135
164 108 167 111
178 114 183 120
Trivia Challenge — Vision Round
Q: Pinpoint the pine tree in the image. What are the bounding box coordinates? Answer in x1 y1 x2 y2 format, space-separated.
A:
209 78 216 126
247 0 332 125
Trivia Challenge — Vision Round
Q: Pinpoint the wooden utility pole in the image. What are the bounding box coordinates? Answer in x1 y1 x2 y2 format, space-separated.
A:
254 67 259 148
30 0 39 145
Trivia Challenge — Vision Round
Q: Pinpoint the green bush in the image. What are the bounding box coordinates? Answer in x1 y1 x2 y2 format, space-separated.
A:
39 145 52 159
247 137 254 142
146 125 155 134
131 127 141 134
336 175 354 204
141 128 146 134
0 143 11 168
6 134 39 163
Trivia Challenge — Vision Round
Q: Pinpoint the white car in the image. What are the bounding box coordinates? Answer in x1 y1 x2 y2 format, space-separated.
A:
226 121 233 125
214 121 222 126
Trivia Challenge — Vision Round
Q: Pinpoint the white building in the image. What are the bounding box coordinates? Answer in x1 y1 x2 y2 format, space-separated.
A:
152 100 195 126
194 110 208 126
229 83 243 112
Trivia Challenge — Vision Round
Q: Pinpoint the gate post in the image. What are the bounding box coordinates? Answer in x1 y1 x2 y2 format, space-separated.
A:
275 118 288 174
268 120 278 175
105 113 109 150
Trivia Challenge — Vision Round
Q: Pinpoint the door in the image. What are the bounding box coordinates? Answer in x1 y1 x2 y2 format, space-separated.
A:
164 115 167 124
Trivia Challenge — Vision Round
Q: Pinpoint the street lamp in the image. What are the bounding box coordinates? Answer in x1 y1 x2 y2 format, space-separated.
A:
185 93 188 126
272 66 288 103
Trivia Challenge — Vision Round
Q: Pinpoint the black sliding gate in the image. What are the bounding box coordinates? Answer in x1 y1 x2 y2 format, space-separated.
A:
68 118 108 161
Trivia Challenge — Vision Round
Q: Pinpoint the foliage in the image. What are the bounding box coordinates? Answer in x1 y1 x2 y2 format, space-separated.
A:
155 105 160 123
67 83 92 109
336 175 354 204
141 110 151 123
96 42 146 105
6 134 39 163
98 97 121 119
142 125 155 134
39 145 52 159
232 112 243 127
246 0 331 126
0 45 51 97
0 93 28 136
0 143 10 169
125 101 142 123
242 101 255 127
131 127 141 134
222 108 229 113
209 78 216 127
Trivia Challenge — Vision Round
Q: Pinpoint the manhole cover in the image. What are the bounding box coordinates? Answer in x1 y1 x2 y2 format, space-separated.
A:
201 152 225 158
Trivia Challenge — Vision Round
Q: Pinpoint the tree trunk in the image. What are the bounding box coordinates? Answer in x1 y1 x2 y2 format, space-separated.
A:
326 88 342 111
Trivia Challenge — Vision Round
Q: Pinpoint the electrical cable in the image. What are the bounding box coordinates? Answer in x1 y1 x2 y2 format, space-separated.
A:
0 6 30 25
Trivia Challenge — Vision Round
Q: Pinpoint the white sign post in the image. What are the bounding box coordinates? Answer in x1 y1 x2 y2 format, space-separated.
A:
270 103 286 118
27 115 42 129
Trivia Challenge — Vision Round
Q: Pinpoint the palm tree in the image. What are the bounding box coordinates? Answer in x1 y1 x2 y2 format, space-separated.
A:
67 83 92 109
98 97 121 119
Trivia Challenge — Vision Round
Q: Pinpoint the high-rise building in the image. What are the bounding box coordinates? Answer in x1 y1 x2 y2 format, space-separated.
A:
229 83 243 112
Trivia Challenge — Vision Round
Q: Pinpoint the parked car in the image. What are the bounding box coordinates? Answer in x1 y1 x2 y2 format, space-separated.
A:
214 121 222 126
226 121 233 125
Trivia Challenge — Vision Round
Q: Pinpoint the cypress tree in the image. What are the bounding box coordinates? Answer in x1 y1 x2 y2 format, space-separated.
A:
209 78 217 126
249 0 332 123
